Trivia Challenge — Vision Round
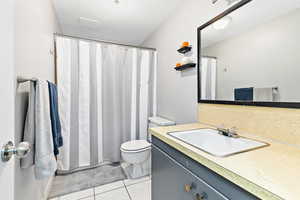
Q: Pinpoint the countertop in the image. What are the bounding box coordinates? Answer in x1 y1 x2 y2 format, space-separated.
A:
150 123 300 200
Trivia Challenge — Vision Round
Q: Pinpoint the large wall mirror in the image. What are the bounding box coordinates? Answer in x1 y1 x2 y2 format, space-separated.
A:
197 0 300 108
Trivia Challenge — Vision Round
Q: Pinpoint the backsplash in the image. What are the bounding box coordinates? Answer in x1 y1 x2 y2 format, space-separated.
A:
198 103 300 147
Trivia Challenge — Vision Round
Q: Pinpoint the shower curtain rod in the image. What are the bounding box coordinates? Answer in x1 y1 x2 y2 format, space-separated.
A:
17 76 38 83
54 33 157 51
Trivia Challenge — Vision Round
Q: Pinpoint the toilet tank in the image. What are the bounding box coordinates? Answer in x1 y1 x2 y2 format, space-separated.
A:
148 117 175 142
148 117 176 128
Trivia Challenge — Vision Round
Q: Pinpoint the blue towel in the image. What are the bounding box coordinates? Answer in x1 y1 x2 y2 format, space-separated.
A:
48 81 63 155
234 87 254 101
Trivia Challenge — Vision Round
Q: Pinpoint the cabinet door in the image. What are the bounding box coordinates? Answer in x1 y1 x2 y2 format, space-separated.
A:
152 145 229 200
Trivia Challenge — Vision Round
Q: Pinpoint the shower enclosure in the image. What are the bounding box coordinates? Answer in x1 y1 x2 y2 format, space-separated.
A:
55 35 157 173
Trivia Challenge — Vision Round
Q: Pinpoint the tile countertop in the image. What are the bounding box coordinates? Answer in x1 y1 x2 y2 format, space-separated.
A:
150 123 300 200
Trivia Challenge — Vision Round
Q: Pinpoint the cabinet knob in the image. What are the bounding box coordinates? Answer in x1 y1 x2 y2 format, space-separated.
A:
184 183 193 192
195 192 208 200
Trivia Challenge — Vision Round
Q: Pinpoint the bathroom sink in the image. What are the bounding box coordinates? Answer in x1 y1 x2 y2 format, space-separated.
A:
168 129 269 157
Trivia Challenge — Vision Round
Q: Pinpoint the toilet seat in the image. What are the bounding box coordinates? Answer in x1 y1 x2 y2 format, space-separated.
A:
121 140 151 153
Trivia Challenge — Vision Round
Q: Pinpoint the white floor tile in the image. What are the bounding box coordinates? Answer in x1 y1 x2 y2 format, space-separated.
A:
59 188 94 200
123 176 150 186
94 180 124 195
95 187 130 200
81 197 95 200
126 180 151 200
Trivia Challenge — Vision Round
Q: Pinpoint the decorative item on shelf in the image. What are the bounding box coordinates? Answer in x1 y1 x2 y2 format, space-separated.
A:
178 41 192 54
174 63 196 71
176 62 182 67
181 56 193 65
175 41 196 71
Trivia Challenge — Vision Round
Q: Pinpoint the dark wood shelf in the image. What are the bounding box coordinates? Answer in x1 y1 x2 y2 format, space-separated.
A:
177 46 192 54
174 63 196 71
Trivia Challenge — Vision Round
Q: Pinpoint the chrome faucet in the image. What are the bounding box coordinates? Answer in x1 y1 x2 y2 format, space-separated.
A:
216 125 239 138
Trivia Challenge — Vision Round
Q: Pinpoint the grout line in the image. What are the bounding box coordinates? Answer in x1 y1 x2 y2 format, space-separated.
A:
57 178 151 200
123 176 151 188
93 187 96 200
58 178 151 200
122 180 126 187
124 182 132 200
76 194 95 200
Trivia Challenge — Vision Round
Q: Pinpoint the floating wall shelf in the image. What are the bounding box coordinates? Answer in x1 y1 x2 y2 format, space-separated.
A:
174 63 196 71
177 46 192 54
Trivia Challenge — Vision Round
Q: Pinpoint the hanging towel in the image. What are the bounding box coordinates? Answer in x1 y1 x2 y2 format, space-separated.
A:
234 87 253 101
21 80 57 179
253 88 274 101
35 80 57 179
20 81 36 168
48 81 63 156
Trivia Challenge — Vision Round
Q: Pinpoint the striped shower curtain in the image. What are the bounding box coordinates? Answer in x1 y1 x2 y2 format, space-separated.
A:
55 36 156 173
201 57 217 100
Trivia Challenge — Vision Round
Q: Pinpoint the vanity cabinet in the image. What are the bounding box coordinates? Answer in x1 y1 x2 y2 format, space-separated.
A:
152 136 259 200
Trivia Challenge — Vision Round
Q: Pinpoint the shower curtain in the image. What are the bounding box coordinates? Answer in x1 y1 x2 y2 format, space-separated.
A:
201 57 217 100
55 36 157 172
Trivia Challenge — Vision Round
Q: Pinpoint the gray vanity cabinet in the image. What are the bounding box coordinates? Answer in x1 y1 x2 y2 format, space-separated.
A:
152 136 259 200
152 145 228 200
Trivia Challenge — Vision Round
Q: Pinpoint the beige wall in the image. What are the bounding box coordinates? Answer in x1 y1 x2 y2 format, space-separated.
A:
198 104 300 147
143 0 228 124
14 0 61 200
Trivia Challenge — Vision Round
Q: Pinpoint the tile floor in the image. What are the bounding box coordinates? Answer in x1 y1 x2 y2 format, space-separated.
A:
49 176 151 200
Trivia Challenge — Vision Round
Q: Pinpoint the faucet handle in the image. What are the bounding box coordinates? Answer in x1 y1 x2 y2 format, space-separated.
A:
229 126 238 133
228 126 239 138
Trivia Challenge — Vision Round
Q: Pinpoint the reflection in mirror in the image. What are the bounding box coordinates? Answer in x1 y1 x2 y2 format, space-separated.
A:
200 0 300 102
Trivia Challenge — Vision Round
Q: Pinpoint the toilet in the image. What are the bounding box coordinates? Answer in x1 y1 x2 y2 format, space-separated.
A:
121 116 175 179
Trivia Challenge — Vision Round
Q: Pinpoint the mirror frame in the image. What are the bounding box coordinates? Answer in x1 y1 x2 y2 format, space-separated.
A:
197 0 300 108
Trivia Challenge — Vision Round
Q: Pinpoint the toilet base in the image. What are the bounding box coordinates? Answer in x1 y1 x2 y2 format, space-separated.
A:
121 157 151 179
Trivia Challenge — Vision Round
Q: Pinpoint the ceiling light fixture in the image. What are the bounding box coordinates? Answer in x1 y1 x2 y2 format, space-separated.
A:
78 17 101 28
212 16 232 30
114 0 120 4
79 17 99 24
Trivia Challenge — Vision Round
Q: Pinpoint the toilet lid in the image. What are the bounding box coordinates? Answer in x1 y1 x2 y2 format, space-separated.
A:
121 140 151 152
